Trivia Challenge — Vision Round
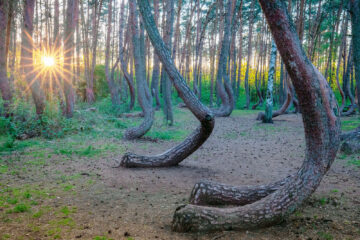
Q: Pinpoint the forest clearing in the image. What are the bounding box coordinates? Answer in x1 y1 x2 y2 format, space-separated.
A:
0 109 359 239
0 0 360 239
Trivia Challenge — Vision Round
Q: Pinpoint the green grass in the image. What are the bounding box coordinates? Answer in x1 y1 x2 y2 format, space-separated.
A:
341 117 360 131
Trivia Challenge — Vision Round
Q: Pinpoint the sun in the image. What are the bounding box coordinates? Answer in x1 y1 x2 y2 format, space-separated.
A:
42 56 56 68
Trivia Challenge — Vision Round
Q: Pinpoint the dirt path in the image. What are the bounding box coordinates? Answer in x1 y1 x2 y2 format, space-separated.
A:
0 110 359 240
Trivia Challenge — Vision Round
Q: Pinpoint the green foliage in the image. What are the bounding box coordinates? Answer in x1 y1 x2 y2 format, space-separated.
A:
11 203 30 213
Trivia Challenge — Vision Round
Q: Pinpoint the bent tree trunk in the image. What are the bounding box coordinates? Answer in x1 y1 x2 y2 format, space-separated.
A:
120 0 214 168
0 1 13 116
212 0 235 117
123 0 154 140
172 0 340 232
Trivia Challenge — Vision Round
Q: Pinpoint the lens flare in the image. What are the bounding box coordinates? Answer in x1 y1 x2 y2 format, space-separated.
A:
42 56 56 67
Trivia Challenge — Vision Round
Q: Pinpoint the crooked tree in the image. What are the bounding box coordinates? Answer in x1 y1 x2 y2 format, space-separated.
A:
119 0 215 168
171 0 340 232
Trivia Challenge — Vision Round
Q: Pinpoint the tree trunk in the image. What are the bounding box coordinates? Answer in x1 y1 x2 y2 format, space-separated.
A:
161 0 175 125
350 0 360 113
150 0 161 110
342 43 356 116
87 0 103 104
172 0 340 232
0 1 12 116
63 0 79 118
336 15 348 114
123 0 154 140
119 0 215 168
263 41 277 123
21 0 46 116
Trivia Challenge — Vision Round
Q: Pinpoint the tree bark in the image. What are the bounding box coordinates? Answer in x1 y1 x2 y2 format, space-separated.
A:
0 1 12 115
21 0 46 116
172 0 340 232
350 0 360 113
119 0 215 168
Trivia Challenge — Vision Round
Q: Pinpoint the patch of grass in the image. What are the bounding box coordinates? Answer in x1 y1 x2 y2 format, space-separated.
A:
145 128 188 141
1 233 11 239
341 117 360 131
61 184 75 192
223 132 238 140
319 197 328 206
317 231 333 240
11 203 30 213
347 158 360 167
0 165 8 174
93 237 114 240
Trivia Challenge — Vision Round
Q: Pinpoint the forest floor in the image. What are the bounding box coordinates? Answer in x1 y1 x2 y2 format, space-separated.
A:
0 107 359 240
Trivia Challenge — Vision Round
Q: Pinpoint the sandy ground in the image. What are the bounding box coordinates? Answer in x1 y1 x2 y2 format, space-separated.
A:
0 110 359 240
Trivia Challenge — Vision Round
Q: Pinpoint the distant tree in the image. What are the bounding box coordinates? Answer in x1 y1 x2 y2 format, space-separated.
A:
243 0 255 109
0 1 13 116
122 0 154 140
105 0 121 108
263 40 277 123
20 0 46 116
63 0 79 118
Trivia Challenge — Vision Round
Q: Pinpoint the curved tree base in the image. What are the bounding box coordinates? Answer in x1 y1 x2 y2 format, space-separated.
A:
121 112 145 118
252 98 263 110
120 118 214 168
123 110 154 140
341 104 357 116
257 92 292 121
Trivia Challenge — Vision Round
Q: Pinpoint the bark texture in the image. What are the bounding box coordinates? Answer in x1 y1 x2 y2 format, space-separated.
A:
172 0 340 232
350 0 360 113
119 0 215 168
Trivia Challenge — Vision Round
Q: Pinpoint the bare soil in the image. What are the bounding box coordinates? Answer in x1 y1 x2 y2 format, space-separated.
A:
1 109 359 240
